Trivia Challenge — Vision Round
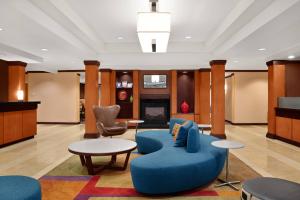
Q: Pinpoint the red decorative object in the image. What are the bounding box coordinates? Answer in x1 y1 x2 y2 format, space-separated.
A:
181 100 189 113
118 90 128 101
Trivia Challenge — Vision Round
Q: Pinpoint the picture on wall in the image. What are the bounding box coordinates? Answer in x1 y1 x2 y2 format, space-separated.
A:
143 75 167 88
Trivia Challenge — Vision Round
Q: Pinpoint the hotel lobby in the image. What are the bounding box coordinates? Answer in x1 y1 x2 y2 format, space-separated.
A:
1 0 300 199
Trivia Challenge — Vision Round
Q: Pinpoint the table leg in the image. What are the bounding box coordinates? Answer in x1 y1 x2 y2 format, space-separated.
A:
85 156 95 175
135 124 138 135
80 155 86 166
215 149 240 190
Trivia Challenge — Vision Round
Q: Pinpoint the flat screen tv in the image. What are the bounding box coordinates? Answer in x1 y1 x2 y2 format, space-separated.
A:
144 75 167 88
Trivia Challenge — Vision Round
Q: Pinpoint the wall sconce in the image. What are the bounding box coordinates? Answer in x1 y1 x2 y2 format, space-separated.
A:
17 90 24 101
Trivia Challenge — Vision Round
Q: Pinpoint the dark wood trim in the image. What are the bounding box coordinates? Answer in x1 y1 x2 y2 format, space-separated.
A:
275 107 300 120
199 68 211 72
266 134 300 147
226 120 267 125
225 73 234 79
225 70 267 72
0 101 40 112
7 61 27 67
84 60 100 66
266 60 300 67
99 68 112 72
37 122 80 125
26 71 50 74
211 133 227 139
0 136 34 148
84 132 100 138
210 60 227 66
266 132 276 139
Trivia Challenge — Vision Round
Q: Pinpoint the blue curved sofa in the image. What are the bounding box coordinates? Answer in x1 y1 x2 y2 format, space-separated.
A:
130 118 226 195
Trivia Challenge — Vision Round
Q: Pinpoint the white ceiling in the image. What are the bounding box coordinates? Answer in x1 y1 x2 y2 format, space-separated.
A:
0 0 300 71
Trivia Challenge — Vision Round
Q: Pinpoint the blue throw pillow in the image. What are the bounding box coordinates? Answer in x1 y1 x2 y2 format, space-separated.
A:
187 123 200 153
174 120 193 147
169 118 186 135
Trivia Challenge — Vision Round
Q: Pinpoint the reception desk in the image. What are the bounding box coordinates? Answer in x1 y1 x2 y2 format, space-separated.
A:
275 107 300 146
0 101 40 147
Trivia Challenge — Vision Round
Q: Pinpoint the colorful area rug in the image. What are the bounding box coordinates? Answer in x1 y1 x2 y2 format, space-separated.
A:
40 152 261 200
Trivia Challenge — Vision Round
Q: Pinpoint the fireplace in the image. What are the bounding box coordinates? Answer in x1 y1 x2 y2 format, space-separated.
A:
140 98 170 128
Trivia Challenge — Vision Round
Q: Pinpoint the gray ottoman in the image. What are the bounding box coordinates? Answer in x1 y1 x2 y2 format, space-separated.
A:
241 177 300 200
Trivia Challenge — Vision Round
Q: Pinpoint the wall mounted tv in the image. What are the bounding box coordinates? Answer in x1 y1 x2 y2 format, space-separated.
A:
143 75 167 88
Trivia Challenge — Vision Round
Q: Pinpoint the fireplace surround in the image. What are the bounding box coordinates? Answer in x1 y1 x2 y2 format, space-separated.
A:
140 96 170 128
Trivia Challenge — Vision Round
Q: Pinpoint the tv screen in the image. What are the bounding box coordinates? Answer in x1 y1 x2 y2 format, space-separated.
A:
144 75 167 88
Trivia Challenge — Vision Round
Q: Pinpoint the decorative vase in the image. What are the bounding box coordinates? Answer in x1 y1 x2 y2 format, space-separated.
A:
180 100 189 113
118 90 127 101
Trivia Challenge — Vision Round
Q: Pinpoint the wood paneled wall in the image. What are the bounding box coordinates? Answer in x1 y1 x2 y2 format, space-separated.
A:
267 62 285 137
84 60 100 138
133 70 139 119
171 70 177 115
0 60 8 102
210 60 226 139
110 70 116 105
7 61 27 101
198 70 211 124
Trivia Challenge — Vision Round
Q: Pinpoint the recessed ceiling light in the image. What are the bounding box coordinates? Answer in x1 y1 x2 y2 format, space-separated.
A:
41 48 48 51
123 71 128 74
288 55 295 59
117 36 123 40
258 48 266 51
185 36 192 39
0 28 3 31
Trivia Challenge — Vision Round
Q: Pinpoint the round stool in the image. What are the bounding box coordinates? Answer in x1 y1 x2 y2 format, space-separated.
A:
0 176 41 200
241 177 300 200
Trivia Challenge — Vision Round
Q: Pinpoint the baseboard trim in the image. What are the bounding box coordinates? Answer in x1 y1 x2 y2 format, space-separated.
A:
225 120 267 125
266 132 276 139
267 134 300 147
84 132 100 138
38 122 80 125
0 136 34 148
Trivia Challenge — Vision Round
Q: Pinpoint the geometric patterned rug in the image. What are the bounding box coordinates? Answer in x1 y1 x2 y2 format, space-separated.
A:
40 152 261 200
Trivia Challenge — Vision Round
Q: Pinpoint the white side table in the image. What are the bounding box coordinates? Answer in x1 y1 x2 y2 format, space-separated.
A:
211 140 244 190
198 124 212 134
128 120 144 135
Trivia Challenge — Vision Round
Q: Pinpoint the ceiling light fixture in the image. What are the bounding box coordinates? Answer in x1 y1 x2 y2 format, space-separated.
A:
0 28 3 31
288 55 295 59
41 48 48 51
185 36 192 39
258 48 266 51
117 36 124 40
137 0 171 53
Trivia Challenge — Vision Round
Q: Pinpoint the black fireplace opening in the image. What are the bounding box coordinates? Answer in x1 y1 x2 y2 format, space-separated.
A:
140 98 170 128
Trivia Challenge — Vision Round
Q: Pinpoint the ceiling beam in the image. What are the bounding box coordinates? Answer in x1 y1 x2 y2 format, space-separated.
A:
214 0 300 55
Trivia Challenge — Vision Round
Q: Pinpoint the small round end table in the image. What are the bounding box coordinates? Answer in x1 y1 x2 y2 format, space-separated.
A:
211 140 244 190
198 124 212 134
128 120 144 135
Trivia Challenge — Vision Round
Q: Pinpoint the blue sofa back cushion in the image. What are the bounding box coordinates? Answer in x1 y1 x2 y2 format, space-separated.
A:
174 120 193 147
169 118 186 135
187 123 200 153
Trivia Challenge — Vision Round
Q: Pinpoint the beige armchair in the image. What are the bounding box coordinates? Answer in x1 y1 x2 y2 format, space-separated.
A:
93 105 128 137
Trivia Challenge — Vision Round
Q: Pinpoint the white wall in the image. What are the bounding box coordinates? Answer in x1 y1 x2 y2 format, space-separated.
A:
225 72 268 124
28 73 80 123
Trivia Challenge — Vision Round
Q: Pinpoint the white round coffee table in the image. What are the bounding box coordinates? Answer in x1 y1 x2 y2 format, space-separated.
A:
68 138 137 175
128 120 144 134
211 140 244 190
198 124 212 134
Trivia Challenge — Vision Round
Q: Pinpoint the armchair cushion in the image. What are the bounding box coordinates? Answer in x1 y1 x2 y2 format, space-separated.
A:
93 105 120 127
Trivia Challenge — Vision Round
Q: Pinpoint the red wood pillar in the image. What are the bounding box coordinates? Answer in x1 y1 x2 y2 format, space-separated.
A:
7 61 27 101
84 60 100 138
171 70 177 116
100 69 112 106
210 60 226 139
266 61 286 138
133 70 140 119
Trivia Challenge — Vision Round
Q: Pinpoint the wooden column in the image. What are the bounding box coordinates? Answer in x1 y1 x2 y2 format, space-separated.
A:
7 61 27 101
199 69 211 124
210 60 226 139
267 61 286 138
110 70 116 105
194 70 200 123
100 69 112 106
84 60 100 138
133 70 140 119
171 70 177 116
